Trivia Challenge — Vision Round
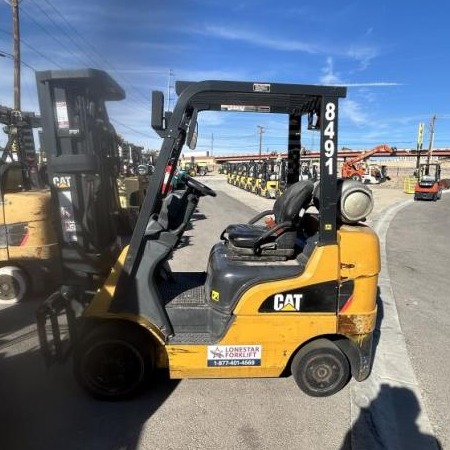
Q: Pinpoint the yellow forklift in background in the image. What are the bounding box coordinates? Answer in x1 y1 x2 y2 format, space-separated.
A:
236 162 249 189
259 159 287 199
116 138 149 210
0 106 59 304
37 77 380 400
182 161 208 177
227 163 238 185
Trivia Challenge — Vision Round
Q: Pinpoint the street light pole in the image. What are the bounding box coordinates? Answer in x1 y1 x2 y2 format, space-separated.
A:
257 125 264 161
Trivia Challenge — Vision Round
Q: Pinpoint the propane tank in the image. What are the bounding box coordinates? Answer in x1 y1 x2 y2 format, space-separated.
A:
338 179 374 223
312 178 374 224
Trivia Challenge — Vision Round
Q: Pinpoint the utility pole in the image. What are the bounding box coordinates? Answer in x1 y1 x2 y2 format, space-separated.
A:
12 0 21 111
257 125 264 161
426 114 437 166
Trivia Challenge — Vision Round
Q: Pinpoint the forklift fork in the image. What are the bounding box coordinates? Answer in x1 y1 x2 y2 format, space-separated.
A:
36 290 79 366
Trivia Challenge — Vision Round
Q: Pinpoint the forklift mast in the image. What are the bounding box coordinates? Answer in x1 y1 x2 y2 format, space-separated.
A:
36 69 126 291
113 81 347 304
0 105 41 188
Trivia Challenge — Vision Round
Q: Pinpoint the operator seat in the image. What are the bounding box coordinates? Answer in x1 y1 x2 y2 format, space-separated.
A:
145 189 197 248
221 180 314 259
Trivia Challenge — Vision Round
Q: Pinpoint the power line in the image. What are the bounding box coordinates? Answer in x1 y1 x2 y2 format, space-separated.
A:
28 0 99 67
110 118 155 139
14 1 149 113
0 48 35 70
0 29 64 69
20 1 151 112
19 5 90 67
37 0 151 105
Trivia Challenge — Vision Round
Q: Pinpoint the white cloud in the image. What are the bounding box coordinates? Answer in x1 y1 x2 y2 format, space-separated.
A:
341 99 368 126
320 57 342 85
203 26 319 53
347 46 378 71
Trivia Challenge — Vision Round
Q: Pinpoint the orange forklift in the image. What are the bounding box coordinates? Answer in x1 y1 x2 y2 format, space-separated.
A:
37 76 380 400
414 163 442 201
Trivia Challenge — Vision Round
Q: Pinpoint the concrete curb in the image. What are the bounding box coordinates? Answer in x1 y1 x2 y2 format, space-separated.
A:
349 199 440 450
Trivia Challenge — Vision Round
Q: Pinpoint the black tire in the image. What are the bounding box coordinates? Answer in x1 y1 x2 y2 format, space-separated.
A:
73 323 155 400
291 339 350 397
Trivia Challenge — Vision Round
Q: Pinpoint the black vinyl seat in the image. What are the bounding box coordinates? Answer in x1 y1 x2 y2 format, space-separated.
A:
221 180 314 259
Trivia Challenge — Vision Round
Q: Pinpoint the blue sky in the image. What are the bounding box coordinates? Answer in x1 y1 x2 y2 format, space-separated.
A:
1 0 449 155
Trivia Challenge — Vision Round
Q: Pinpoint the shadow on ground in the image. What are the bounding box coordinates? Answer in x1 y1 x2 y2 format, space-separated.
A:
340 384 441 450
0 300 179 450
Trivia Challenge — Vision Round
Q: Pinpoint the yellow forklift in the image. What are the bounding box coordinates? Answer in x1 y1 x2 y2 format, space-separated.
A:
235 162 249 189
182 161 208 177
259 159 286 199
116 139 148 209
246 161 260 193
226 163 238 185
0 106 59 304
37 78 380 400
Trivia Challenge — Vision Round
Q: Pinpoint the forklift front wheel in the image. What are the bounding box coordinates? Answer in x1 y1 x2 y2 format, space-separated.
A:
291 339 350 397
74 324 154 401
0 266 28 305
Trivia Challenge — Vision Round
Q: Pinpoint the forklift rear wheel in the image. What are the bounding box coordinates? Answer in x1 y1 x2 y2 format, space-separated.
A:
0 266 28 305
74 324 154 400
291 339 350 397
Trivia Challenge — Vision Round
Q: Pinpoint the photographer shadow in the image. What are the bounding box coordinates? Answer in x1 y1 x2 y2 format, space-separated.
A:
341 384 441 450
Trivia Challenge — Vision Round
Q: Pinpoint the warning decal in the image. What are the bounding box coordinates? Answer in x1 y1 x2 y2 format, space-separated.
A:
56 102 69 129
207 345 262 367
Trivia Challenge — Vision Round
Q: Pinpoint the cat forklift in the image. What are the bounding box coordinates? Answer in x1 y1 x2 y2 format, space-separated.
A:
258 158 287 199
0 106 59 304
226 163 238 185
37 77 380 400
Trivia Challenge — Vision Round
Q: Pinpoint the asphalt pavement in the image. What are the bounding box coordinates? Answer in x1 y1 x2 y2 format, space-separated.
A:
386 193 450 449
0 176 446 450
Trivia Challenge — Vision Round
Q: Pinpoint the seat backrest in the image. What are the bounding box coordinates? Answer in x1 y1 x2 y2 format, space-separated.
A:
273 180 314 224
145 191 189 237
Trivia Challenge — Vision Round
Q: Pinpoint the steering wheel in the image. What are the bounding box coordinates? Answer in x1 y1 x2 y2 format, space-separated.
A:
184 174 217 197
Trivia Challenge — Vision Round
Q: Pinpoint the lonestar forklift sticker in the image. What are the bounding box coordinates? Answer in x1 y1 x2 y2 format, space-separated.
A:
207 345 262 367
